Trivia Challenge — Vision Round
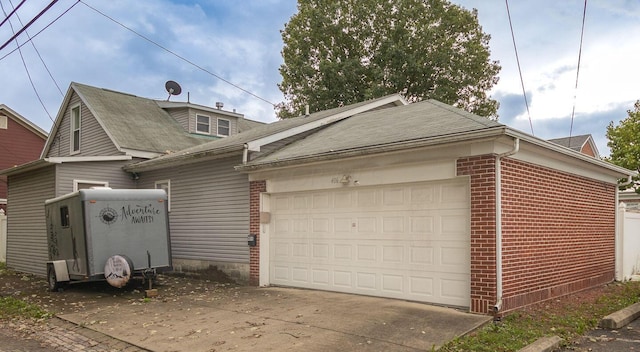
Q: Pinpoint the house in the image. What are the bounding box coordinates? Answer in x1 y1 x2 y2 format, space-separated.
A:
0 105 48 212
548 134 600 158
0 82 405 283
1 82 634 315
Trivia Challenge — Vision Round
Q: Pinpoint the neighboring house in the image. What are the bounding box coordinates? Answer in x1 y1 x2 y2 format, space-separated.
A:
0 105 48 212
620 188 640 208
1 82 635 316
548 134 600 158
0 82 256 277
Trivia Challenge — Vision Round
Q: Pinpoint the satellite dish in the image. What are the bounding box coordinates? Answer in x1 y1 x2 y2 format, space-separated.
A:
165 80 182 101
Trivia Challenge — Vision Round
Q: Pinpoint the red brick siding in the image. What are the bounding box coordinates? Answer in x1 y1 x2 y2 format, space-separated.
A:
457 156 497 314
249 180 266 285
499 158 616 312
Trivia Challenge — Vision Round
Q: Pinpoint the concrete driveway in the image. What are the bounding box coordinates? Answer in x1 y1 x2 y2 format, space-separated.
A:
57 285 490 351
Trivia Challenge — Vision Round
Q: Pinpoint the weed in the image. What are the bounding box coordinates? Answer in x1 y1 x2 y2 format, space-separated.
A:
0 296 52 320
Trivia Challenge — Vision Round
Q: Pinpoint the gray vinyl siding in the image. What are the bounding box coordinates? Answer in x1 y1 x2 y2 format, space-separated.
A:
6 166 55 275
190 109 238 137
55 160 138 195
45 93 121 158
164 107 190 132
136 156 249 264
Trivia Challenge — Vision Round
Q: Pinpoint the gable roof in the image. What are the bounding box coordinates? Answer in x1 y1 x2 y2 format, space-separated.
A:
41 82 207 158
548 134 599 157
124 94 407 172
240 99 503 169
236 100 633 179
0 104 48 139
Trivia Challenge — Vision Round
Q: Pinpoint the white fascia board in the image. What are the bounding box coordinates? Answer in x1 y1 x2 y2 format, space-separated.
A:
119 148 163 159
246 95 407 152
505 128 635 177
46 155 133 163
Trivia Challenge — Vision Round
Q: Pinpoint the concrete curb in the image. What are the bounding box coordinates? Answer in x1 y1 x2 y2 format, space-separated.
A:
599 302 640 329
517 336 562 352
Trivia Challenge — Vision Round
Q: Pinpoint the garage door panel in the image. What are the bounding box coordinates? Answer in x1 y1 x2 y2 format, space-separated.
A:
269 179 470 307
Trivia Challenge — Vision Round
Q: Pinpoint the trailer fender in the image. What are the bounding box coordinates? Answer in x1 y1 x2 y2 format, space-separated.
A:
46 261 69 292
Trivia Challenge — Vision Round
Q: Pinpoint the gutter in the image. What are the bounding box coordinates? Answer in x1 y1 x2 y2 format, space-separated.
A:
493 137 520 314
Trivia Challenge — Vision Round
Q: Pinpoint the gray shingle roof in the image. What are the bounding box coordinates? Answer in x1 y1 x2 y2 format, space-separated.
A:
547 134 591 152
125 94 404 171
72 82 206 153
245 99 503 167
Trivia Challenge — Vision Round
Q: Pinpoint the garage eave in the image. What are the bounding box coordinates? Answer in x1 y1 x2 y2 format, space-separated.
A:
236 126 507 172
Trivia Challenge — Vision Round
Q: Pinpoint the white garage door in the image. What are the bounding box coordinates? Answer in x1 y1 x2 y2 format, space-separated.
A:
269 178 470 307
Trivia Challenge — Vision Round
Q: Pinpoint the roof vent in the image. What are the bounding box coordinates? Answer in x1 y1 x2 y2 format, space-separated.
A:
216 102 224 110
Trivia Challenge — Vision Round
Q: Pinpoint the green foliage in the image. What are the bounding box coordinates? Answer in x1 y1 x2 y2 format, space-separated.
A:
277 0 501 118
0 297 52 320
440 282 640 352
605 100 640 191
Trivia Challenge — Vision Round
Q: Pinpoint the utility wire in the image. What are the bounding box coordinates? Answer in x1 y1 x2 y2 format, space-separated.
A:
78 0 276 107
0 0 59 52
0 0 54 121
505 0 534 136
569 0 588 139
8 0 65 97
0 1 79 62
0 0 25 28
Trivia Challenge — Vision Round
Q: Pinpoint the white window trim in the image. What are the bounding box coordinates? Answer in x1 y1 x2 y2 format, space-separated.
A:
73 180 109 191
196 114 211 135
70 104 81 155
217 117 230 137
155 179 171 212
0 115 7 129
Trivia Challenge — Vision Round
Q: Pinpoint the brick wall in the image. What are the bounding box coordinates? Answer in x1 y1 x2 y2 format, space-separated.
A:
500 158 616 312
249 180 266 285
457 156 497 314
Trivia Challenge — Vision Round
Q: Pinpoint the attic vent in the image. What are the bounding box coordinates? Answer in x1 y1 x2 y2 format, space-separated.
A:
0 115 6 129
216 102 224 110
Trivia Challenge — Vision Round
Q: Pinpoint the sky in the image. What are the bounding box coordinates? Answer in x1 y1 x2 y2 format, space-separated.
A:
1 0 639 157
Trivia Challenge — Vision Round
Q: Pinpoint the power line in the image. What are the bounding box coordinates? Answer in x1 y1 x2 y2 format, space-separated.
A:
78 0 276 107
0 1 80 62
505 0 534 136
0 0 59 52
569 0 588 139
0 0 25 28
7 0 65 97
0 0 54 121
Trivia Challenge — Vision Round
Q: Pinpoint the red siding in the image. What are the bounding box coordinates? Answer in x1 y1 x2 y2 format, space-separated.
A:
0 116 46 211
499 158 615 312
249 180 266 285
457 156 497 314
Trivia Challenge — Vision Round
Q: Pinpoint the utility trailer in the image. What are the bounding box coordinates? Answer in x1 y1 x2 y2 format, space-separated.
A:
45 188 172 291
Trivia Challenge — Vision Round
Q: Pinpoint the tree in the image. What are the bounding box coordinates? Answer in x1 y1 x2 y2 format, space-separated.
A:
277 0 501 118
606 100 640 192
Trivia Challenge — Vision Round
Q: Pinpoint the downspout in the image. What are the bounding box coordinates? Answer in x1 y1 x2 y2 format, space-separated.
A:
493 137 520 314
243 144 249 164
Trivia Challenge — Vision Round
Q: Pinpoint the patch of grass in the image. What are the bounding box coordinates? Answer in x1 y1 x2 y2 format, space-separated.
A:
0 296 52 320
439 282 640 352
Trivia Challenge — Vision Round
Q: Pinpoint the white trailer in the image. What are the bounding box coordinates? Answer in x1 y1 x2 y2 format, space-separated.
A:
45 188 172 291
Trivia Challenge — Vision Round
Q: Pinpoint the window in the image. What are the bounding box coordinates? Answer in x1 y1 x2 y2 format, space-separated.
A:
196 114 210 134
60 206 70 227
155 180 171 212
74 180 108 191
217 118 230 137
0 115 7 129
70 105 81 153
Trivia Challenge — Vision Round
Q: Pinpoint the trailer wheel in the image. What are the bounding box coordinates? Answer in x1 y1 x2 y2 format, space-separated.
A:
47 264 61 292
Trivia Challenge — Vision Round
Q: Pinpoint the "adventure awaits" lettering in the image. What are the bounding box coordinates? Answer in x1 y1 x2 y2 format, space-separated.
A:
120 204 161 224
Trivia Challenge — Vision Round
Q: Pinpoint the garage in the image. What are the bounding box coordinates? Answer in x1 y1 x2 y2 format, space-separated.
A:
268 178 470 307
